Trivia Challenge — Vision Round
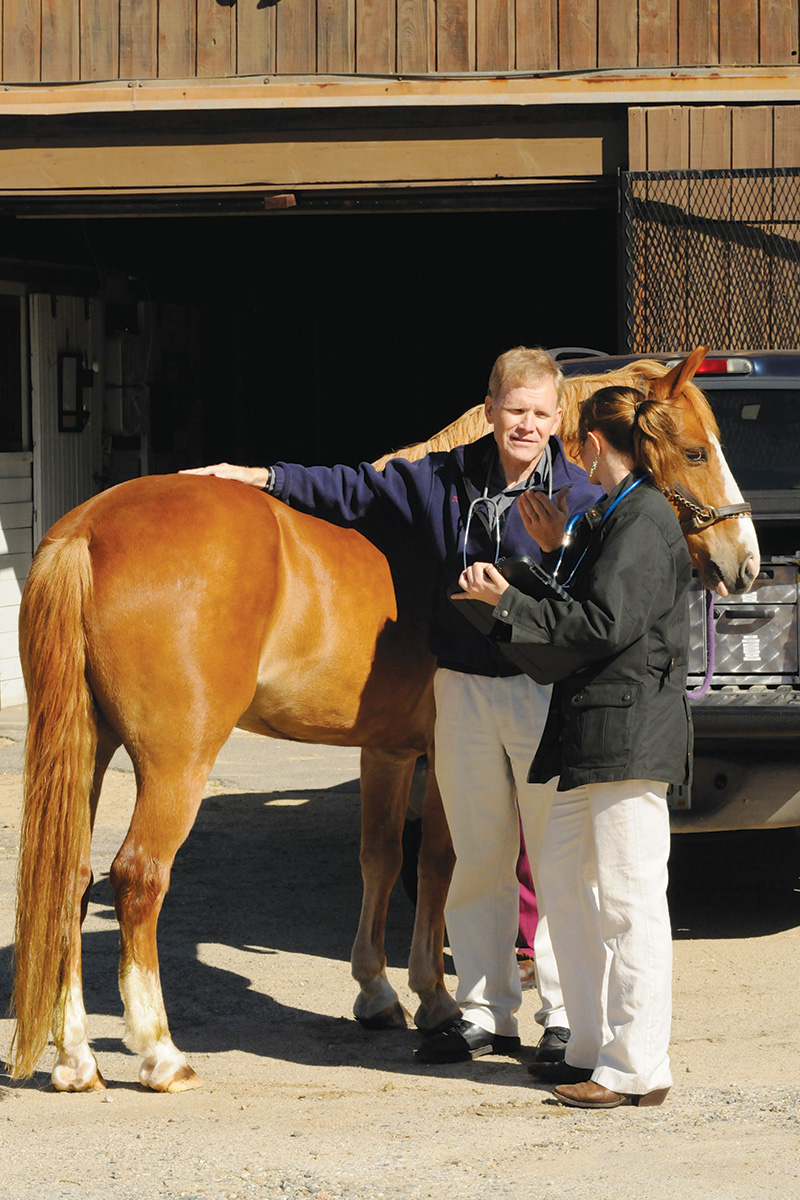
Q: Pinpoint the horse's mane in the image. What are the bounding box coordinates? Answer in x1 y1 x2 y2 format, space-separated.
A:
373 359 718 469
372 406 490 470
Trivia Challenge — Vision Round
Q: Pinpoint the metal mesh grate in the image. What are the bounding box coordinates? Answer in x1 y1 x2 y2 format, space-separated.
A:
622 169 800 352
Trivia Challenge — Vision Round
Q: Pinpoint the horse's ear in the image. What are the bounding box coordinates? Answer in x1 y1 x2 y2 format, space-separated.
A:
658 345 711 397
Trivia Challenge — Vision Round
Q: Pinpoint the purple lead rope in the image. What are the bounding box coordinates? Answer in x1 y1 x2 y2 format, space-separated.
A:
686 588 715 698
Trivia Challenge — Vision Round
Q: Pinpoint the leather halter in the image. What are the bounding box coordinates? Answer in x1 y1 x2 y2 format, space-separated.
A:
661 481 752 534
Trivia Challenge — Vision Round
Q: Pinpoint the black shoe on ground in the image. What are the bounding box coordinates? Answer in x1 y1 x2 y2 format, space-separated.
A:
527 1059 593 1084
529 1025 570 1063
415 1018 521 1063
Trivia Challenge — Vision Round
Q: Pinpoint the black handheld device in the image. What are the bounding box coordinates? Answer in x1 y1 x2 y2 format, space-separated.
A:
452 554 582 684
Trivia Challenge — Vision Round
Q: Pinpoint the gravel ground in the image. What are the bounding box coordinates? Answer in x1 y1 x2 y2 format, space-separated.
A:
0 719 798 1200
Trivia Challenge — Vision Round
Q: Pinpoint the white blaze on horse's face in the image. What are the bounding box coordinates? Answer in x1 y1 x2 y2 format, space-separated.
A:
484 380 562 485
687 429 760 597
653 346 760 597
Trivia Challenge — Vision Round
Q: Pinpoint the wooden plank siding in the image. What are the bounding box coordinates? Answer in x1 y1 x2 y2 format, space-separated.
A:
397 0 434 72
0 453 32 709
629 105 800 170
319 0 355 73
197 0 235 78
1 0 797 81
119 0 158 80
80 0 119 80
3 0 41 82
41 0 79 82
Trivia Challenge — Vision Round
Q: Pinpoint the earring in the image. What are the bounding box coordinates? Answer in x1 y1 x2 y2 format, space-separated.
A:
589 457 599 480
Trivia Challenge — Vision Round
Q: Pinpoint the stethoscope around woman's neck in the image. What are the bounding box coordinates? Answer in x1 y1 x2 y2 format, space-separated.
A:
554 473 647 588
462 444 553 573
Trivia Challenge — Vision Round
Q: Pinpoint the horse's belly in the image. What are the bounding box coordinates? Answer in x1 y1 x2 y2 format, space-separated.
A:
244 595 434 750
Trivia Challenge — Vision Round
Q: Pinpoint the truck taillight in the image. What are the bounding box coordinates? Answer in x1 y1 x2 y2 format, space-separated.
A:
666 356 754 375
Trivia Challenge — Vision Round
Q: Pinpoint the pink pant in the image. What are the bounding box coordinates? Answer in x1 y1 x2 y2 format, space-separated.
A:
517 823 538 958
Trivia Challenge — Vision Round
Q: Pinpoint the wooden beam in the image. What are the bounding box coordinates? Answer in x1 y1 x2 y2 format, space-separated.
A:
0 129 613 193
0 68 798 114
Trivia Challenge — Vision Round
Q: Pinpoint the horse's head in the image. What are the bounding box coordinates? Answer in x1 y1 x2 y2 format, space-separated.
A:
648 347 760 596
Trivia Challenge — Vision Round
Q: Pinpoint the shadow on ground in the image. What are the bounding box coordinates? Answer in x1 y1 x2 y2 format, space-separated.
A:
1 778 799 1086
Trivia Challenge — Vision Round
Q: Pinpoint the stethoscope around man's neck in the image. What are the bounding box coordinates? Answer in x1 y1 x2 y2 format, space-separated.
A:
461 444 553 574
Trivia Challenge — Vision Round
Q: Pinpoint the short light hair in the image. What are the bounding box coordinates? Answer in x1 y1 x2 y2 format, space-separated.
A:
487 346 564 405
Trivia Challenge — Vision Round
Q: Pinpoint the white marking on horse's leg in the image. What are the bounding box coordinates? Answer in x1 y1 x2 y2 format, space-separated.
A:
139 1035 201 1093
52 984 105 1092
120 962 201 1092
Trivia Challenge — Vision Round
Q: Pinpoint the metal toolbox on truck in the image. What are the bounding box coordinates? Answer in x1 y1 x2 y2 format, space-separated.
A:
688 559 800 685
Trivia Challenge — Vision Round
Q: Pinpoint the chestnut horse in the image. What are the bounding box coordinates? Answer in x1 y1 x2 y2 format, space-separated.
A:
10 347 758 1091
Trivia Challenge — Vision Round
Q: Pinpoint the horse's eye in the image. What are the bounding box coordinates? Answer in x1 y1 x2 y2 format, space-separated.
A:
685 447 708 464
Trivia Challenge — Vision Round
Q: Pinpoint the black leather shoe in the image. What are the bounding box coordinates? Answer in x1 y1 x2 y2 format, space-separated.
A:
415 1019 521 1063
527 1059 593 1084
529 1025 570 1063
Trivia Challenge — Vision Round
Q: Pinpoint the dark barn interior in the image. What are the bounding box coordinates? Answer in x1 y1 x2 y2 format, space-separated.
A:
3 207 618 472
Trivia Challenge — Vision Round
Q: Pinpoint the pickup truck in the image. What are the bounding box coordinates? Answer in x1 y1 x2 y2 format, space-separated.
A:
560 349 800 832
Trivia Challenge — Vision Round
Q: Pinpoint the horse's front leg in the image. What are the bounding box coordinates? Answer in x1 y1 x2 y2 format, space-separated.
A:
351 747 416 1029
110 765 208 1092
52 731 118 1092
408 752 459 1034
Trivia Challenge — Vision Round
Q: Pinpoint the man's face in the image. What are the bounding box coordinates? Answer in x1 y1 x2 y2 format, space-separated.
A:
484 380 562 480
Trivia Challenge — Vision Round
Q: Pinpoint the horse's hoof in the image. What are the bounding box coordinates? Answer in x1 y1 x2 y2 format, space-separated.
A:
355 1000 410 1030
51 1075 105 1094
52 1064 107 1092
413 998 461 1036
143 1064 202 1093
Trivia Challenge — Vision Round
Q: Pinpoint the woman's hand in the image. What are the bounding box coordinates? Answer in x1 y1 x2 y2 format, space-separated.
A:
452 562 510 606
179 463 271 489
518 486 570 552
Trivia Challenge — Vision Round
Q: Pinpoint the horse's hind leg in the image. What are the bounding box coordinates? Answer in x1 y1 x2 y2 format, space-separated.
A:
110 760 211 1093
408 753 458 1033
52 724 120 1092
351 748 417 1029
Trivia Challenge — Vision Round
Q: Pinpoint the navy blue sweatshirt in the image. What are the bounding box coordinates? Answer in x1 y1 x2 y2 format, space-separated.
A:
270 433 601 677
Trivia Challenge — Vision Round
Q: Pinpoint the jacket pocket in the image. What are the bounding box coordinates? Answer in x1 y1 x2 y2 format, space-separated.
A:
563 680 640 770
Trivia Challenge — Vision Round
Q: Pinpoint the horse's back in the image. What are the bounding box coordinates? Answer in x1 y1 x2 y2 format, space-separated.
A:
35 475 430 752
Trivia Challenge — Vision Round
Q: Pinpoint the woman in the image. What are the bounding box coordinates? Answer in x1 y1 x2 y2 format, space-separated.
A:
454 384 692 1110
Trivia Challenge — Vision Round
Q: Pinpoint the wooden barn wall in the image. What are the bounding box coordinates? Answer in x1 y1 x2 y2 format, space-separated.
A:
629 105 800 170
0 0 797 82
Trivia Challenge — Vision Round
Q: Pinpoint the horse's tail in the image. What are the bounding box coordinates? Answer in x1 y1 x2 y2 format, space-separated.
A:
9 534 97 1079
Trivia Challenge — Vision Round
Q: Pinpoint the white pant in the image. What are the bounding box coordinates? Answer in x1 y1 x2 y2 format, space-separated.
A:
539 779 673 1095
433 668 566 1039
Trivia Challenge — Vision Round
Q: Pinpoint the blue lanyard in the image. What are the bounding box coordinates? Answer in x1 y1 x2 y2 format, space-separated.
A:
554 475 647 588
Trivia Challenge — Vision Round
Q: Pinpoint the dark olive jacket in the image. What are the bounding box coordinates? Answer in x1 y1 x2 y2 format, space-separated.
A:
492 472 693 790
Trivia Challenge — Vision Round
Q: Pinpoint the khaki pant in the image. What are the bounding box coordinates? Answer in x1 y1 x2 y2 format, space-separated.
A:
433 668 565 1038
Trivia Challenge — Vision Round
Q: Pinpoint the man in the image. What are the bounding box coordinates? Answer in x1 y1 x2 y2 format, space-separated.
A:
184 347 601 1064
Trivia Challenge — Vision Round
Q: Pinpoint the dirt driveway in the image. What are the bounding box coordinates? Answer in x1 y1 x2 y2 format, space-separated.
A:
0 727 799 1200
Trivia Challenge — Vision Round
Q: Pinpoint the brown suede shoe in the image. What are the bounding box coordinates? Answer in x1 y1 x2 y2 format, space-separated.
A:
517 953 537 991
552 1081 670 1109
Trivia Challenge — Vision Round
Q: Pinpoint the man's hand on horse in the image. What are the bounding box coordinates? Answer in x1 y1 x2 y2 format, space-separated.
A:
452 562 510 606
180 463 271 489
517 485 570 552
